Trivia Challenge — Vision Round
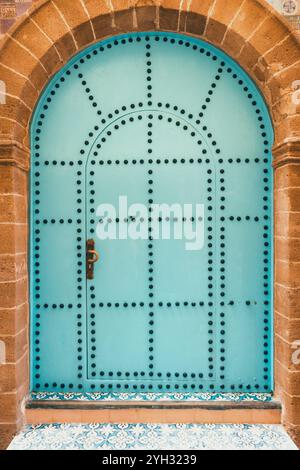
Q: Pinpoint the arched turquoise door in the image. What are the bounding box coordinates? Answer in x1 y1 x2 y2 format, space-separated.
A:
31 32 273 395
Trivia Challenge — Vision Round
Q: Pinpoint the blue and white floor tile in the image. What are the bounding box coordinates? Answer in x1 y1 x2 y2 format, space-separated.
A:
30 392 273 402
8 424 298 450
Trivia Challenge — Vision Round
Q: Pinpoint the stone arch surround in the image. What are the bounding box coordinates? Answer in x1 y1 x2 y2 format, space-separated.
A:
0 0 299 448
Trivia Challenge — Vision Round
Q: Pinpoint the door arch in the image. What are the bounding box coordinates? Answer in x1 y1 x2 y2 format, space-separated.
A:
30 32 273 395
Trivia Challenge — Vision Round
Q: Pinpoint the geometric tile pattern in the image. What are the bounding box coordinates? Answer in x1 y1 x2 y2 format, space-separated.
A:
8 424 298 450
30 392 274 402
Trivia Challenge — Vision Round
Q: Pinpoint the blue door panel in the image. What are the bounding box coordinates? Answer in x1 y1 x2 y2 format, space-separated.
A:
36 225 79 305
81 40 147 115
150 116 212 157
36 74 95 162
154 306 210 378
154 237 210 302
204 73 271 157
225 222 266 299
89 165 149 207
90 117 149 160
223 304 269 390
35 308 80 387
154 164 210 205
224 160 267 216
36 165 80 219
150 39 220 120
30 32 273 395
88 306 149 379
91 237 149 302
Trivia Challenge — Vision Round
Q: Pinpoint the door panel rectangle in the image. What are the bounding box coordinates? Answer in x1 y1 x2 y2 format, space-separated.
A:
87 306 149 379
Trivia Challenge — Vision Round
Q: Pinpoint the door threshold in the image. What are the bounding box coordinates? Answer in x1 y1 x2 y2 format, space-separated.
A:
27 399 280 410
25 397 281 425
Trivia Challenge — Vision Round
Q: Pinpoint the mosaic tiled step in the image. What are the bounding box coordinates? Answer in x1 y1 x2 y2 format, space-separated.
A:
30 392 274 402
8 424 297 450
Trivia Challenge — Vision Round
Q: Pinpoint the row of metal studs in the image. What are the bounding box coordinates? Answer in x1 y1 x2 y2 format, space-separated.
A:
78 106 220 160
33 116 55 388
89 157 97 379
146 43 155 378
35 299 263 310
262 159 271 390
206 165 215 385
36 158 267 166
219 165 226 382
79 118 270 173
256 60 271 392
37 382 265 391
35 218 206 228
97 217 204 223
76 165 84 389
98 372 206 379
89 283 97 379
80 112 213 162
37 301 208 308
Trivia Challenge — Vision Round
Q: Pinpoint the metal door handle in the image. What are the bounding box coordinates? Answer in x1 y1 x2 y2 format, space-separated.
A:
86 239 99 280
88 250 99 263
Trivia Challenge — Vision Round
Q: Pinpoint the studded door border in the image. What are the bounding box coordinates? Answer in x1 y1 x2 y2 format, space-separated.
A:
30 32 273 395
